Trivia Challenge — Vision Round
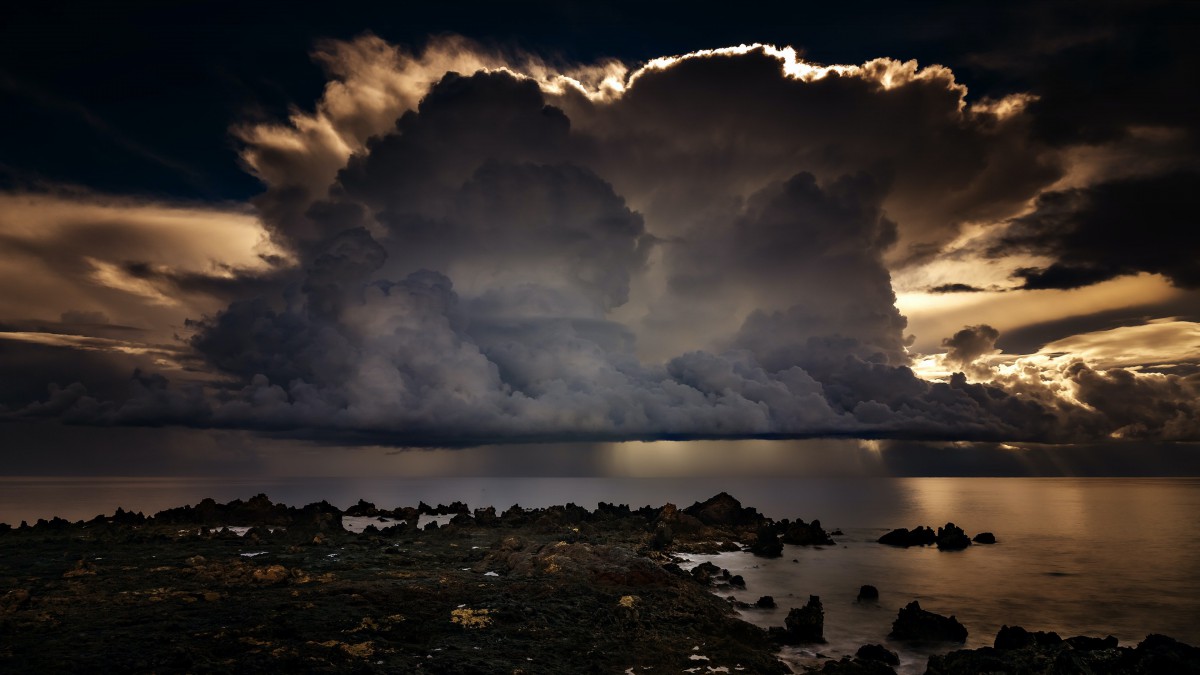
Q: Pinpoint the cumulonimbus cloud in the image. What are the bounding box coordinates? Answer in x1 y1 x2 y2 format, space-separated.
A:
7 35 1198 445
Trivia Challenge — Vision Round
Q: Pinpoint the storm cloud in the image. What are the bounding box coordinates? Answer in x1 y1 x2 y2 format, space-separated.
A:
5 34 1199 447
996 172 1200 290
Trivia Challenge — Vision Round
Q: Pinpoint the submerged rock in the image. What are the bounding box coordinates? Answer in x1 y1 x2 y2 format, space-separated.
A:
972 532 996 544
888 601 967 643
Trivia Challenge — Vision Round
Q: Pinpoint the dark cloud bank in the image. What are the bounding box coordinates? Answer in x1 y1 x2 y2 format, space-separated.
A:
6 28 1200 449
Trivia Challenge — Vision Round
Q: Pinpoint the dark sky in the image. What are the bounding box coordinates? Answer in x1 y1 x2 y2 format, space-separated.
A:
1 0 1198 475
0 0 1099 198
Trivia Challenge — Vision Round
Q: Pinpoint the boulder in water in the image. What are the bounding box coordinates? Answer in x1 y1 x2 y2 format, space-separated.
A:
994 624 1062 649
888 601 967 643
936 523 972 551
857 584 879 602
816 655 897 674
776 595 825 644
749 525 784 558
877 526 936 547
856 643 900 666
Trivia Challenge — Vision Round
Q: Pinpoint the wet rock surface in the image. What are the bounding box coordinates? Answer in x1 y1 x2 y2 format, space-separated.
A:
0 494 799 674
971 531 996 544
855 643 899 665
815 655 897 673
934 523 971 551
877 526 937 547
773 595 825 645
926 628 1200 674
878 523 984 551
3 494 1196 674
888 601 968 643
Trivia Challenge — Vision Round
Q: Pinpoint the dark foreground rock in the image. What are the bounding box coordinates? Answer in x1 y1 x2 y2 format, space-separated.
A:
877 526 936 547
927 629 1200 674
878 523 988 550
772 595 825 644
817 655 897 673
857 643 900 665
995 624 1065 649
780 518 835 546
889 600 968 643
854 638 902 662
683 492 766 528
857 584 879 602
749 525 785 557
935 523 971 551
0 494 794 674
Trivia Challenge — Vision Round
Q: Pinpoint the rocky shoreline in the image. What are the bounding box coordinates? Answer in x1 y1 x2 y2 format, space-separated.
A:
1 492 1196 674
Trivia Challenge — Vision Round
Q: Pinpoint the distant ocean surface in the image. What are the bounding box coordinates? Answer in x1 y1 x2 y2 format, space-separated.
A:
3 476 1198 672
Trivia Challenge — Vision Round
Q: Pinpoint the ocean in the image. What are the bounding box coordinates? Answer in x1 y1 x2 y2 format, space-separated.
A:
2 476 1197 672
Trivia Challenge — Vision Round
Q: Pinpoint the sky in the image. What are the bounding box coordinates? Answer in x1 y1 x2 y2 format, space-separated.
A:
1 0 1198 476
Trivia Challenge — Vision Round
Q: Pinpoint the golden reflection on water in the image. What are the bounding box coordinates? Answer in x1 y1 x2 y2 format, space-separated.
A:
598 439 887 477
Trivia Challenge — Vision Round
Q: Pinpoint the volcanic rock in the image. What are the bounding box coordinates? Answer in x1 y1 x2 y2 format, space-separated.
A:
994 624 1062 649
683 492 764 528
877 526 936 547
926 631 1200 675
888 601 967 643
935 523 972 551
856 643 900 665
749 526 784 558
816 655 897 674
776 595 825 644
780 518 835 546
690 561 721 584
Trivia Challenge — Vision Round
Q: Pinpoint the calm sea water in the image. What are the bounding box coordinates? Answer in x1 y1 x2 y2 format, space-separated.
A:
2 476 1198 672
